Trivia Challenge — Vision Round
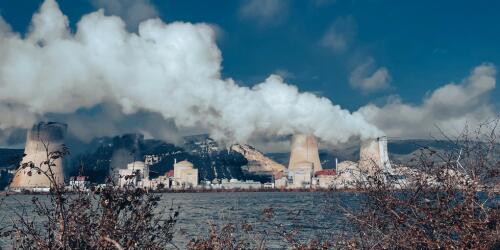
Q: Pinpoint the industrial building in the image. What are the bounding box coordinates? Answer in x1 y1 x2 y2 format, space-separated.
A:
314 169 337 189
10 122 67 192
215 178 262 189
274 171 288 189
67 176 90 191
172 160 199 188
116 159 199 190
118 161 149 188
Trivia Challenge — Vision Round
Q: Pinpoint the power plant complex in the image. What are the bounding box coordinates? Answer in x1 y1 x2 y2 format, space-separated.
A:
7 122 396 192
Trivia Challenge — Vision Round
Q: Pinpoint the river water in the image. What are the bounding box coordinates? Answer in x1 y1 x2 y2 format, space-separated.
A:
0 192 362 249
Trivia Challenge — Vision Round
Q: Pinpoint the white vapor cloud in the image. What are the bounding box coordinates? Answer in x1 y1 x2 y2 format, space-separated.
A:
239 0 289 26
349 57 391 93
0 0 381 147
358 64 497 138
91 0 158 30
0 16 12 34
320 16 356 53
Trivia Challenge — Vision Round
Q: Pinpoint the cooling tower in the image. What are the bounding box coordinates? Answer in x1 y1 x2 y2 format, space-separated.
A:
358 136 391 175
288 134 322 172
10 122 67 190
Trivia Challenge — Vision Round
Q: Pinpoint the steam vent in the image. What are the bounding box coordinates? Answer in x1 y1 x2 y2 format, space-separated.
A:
288 134 322 172
358 136 391 174
10 122 67 190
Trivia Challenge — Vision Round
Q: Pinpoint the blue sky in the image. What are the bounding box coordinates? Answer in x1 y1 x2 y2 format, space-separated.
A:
2 0 499 110
0 0 498 149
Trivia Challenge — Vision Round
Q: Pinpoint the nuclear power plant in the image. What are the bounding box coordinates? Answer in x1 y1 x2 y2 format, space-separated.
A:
10 122 67 191
358 136 392 174
5 121 396 192
288 134 322 172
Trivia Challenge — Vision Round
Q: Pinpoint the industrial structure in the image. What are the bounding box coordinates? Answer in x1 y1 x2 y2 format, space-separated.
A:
10 122 67 192
118 161 149 188
67 176 90 191
284 134 322 188
172 160 199 188
6 121 399 192
288 134 322 172
274 135 395 189
359 136 392 175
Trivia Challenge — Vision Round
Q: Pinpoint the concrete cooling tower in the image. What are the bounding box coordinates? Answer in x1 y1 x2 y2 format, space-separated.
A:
288 134 322 172
358 136 391 175
10 122 67 191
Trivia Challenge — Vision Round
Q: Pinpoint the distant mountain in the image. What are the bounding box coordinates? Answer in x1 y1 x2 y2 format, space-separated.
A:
180 134 251 181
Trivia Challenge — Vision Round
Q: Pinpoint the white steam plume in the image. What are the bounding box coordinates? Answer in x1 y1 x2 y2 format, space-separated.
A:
0 0 381 145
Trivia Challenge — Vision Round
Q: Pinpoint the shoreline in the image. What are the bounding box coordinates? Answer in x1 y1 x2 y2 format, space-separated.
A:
2 187 498 196
0 188 368 196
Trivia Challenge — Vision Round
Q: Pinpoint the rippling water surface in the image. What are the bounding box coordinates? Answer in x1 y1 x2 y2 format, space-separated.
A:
0 192 362 248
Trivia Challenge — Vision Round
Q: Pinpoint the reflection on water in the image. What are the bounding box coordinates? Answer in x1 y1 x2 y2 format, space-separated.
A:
0 192 363 248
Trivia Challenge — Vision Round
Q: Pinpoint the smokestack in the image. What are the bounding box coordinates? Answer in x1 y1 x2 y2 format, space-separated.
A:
288 134 322 172
358 136 391 175
10 122 67 190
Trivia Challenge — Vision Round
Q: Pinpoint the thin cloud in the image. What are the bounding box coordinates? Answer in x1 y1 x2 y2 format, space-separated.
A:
239 0 289 26
274 69 295 79
91 0 158 30
349 57 391 93
320 16 356 53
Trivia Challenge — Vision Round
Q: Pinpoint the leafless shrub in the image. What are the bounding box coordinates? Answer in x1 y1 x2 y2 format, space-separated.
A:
2 142 179 250
2 120 498 249
336 120 500 249
188 121 499 249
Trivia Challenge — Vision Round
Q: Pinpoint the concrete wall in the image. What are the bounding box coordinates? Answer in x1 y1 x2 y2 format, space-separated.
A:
289 163 313 188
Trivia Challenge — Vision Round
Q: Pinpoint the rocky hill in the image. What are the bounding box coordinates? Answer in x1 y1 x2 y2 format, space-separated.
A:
231 144 285 174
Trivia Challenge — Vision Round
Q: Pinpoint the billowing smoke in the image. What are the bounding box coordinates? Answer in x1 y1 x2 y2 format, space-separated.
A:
0 0 381 147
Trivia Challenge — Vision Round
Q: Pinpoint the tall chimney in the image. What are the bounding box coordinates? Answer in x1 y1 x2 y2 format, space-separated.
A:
288 134 322 172
10 122 67 190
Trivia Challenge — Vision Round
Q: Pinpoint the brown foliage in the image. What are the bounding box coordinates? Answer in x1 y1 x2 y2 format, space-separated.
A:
336 121 500 249
3 142 179 250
